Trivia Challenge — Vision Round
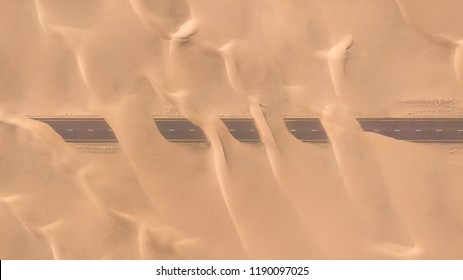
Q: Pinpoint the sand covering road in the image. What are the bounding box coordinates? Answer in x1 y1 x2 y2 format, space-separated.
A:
1 0 463 259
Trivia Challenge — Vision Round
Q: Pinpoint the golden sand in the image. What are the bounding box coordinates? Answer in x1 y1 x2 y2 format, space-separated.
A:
1 0 462 259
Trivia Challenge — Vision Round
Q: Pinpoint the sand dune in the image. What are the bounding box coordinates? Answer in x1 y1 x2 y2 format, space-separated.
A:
394 0 463 91
1 0 463 259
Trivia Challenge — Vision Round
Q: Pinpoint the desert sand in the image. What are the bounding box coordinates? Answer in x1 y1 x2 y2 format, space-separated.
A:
1 0 463 259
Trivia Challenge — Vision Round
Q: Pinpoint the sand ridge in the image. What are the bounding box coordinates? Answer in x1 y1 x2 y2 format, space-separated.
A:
1 0 463 259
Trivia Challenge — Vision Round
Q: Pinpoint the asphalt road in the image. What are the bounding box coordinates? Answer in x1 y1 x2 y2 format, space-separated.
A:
31 117 463 143
358 118 463 143
32 118 117 142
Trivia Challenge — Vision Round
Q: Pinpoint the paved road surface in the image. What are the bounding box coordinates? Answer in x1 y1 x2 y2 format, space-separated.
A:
32 117 463 143
32 118 117 142
358 118 463 143
221 118 261 142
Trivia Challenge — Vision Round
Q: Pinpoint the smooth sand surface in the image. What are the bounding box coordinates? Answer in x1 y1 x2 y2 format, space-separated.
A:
1 0 463 259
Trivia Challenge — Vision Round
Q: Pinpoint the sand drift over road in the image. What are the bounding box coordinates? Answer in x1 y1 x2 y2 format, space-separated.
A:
31 117 463 143
1 0 463 259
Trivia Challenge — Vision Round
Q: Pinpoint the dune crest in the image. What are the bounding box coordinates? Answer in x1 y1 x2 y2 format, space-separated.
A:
1 0 463 259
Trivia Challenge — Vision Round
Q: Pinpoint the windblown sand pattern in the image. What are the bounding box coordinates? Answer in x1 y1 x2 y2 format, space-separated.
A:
1 0 463 259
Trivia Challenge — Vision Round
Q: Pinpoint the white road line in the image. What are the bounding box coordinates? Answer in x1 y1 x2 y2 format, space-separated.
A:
458 130 463 132
415 129 421 132
311 129 318 132
290 129 297 132
394 129 400 132
189 129 196 132
87 129 94 132
436 129 443 132
249 129 255 132
229 129 236 132
373 129 380 132
167 129 175 132
67 129 74 132
107 129 112 132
